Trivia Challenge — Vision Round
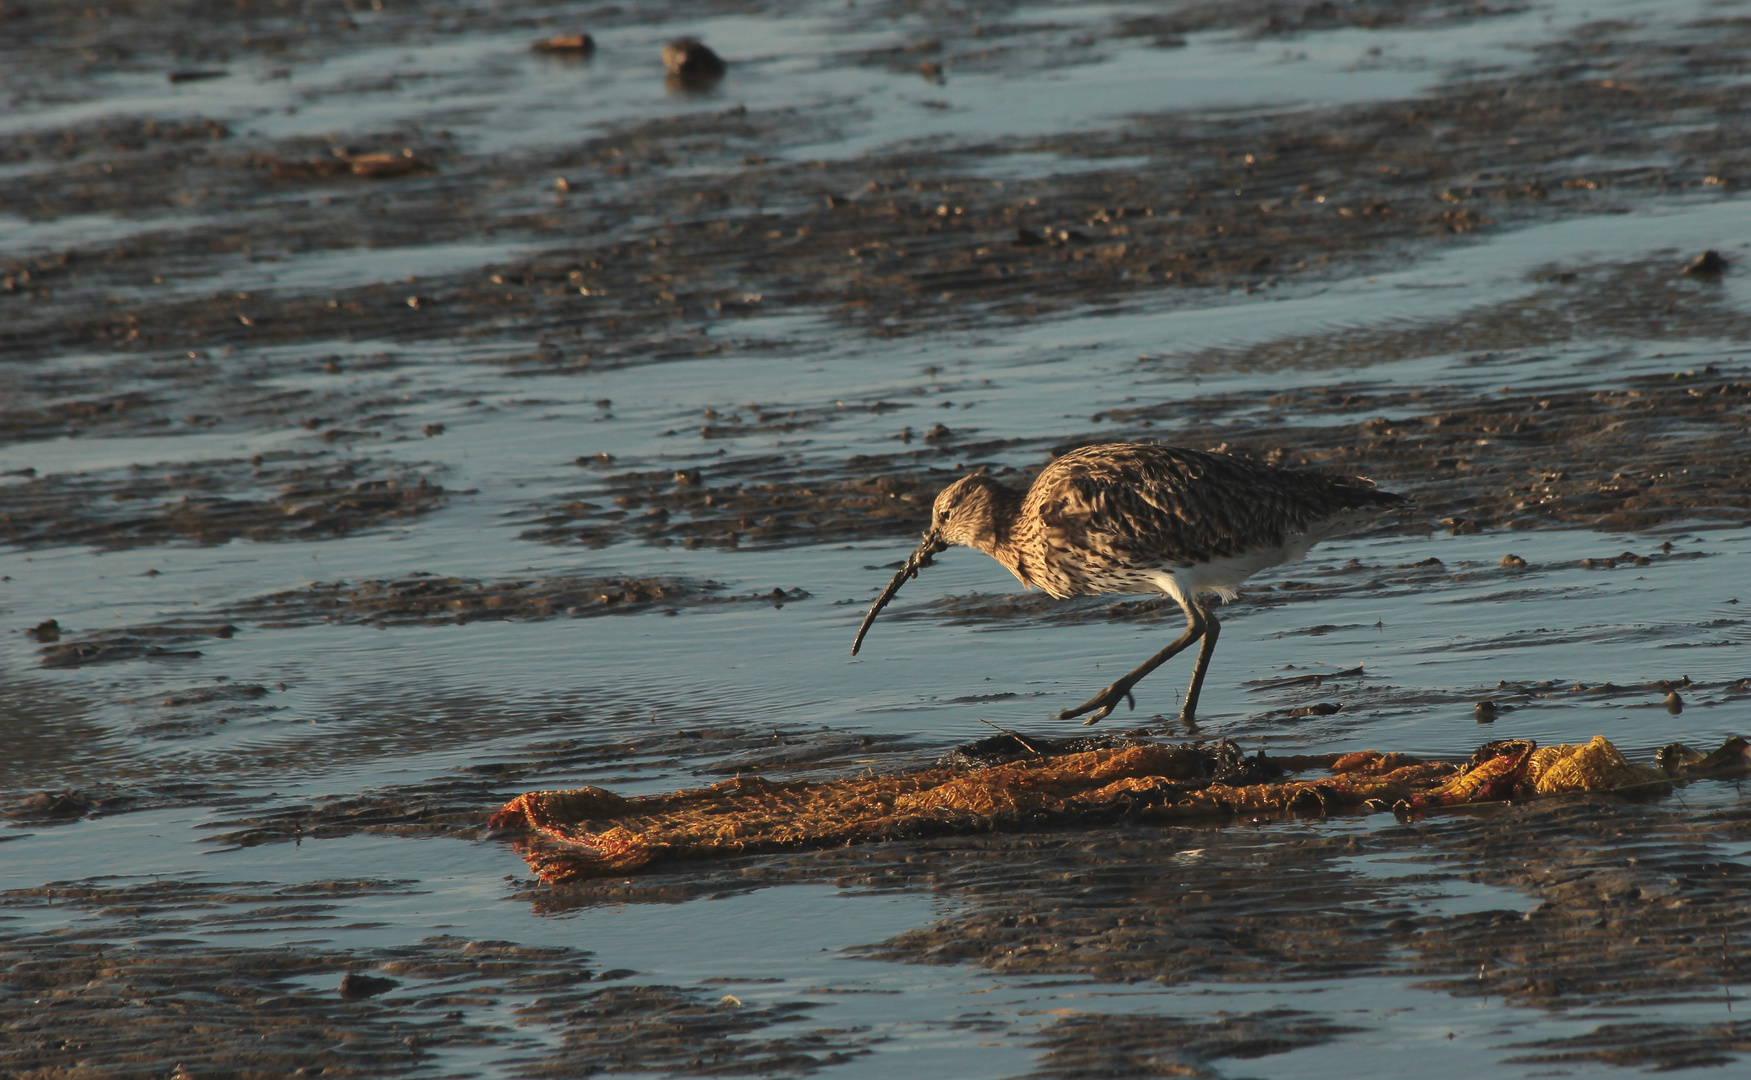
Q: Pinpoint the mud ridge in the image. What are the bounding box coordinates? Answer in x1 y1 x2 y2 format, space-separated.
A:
229 571 809 627
0 452 445 551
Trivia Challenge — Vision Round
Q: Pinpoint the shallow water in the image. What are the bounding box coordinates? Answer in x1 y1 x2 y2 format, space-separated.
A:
6 0 1751 1076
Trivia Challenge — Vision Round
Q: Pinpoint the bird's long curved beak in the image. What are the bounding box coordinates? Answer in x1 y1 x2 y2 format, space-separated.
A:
851 531 948 656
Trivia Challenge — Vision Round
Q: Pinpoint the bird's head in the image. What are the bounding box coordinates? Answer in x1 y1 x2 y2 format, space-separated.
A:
852 471 1016 656
928 471 1010 552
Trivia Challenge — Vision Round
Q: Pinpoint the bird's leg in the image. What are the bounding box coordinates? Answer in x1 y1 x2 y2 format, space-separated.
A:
1178 601 1221 724
1059 605 1207 725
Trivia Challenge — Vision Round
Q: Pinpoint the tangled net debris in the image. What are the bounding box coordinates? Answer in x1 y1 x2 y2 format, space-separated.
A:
490 735 1749 886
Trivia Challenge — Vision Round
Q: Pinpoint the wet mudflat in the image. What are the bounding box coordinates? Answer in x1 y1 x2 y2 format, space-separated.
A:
5 0 1751 1076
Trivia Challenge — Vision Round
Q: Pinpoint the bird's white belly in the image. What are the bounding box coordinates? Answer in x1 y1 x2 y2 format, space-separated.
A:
1141 510 1380 606
1145 542 1305 607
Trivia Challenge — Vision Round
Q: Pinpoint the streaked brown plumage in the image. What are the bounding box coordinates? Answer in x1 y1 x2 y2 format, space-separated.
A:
852 443 1411 725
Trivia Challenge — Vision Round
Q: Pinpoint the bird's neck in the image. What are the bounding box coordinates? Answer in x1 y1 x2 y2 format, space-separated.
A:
972 485 1028 576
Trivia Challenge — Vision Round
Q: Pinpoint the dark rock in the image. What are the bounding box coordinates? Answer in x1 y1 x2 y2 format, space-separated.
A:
663 38 725 87
27 618 60 642
1683 250 1728 276
338 972 399 999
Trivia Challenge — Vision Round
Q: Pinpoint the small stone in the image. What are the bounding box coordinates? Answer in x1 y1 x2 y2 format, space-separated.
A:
532 34 595 55
918 60 944 83
1683 250 1728 276
422 423 445 437
674 468 702 487
1475 700 1498 723
1665 691 1684 715
1500 553 1526 568
348 152 429 178
27 618 60 643
719 994 742 1007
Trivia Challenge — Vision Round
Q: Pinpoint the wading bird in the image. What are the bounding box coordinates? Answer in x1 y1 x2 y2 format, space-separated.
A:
852 443 1410 725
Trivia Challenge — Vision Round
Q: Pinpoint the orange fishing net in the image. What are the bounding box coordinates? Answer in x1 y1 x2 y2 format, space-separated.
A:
490 735 1747 886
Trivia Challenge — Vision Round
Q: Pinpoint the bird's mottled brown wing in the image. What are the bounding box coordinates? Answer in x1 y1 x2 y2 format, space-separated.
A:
1022 444 1404 591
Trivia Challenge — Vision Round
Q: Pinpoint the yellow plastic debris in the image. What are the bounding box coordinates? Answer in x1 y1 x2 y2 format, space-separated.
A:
1526 734 1667 794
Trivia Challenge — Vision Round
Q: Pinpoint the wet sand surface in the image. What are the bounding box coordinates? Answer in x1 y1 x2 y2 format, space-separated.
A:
5 0 1751 1076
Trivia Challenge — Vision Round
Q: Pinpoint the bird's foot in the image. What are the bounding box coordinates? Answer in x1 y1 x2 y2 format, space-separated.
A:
1058 684 1137 725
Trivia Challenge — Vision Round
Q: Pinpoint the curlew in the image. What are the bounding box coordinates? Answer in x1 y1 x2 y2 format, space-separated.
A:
852 443 1410 725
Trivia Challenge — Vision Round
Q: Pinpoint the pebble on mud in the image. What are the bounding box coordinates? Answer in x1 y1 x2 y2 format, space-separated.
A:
1500 553 1527 568
532 34 595 56
1683 250 1729 276
267 150 429 181
1665 691 1684 715
918 61 944 83
423 423 445 437
14 790 91 818
1444 517 1480 535
1475 700 1498 723
167 69 227 83
662 38 725 88
338 972 400 1000
27 618 60 642
348 151 430 178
